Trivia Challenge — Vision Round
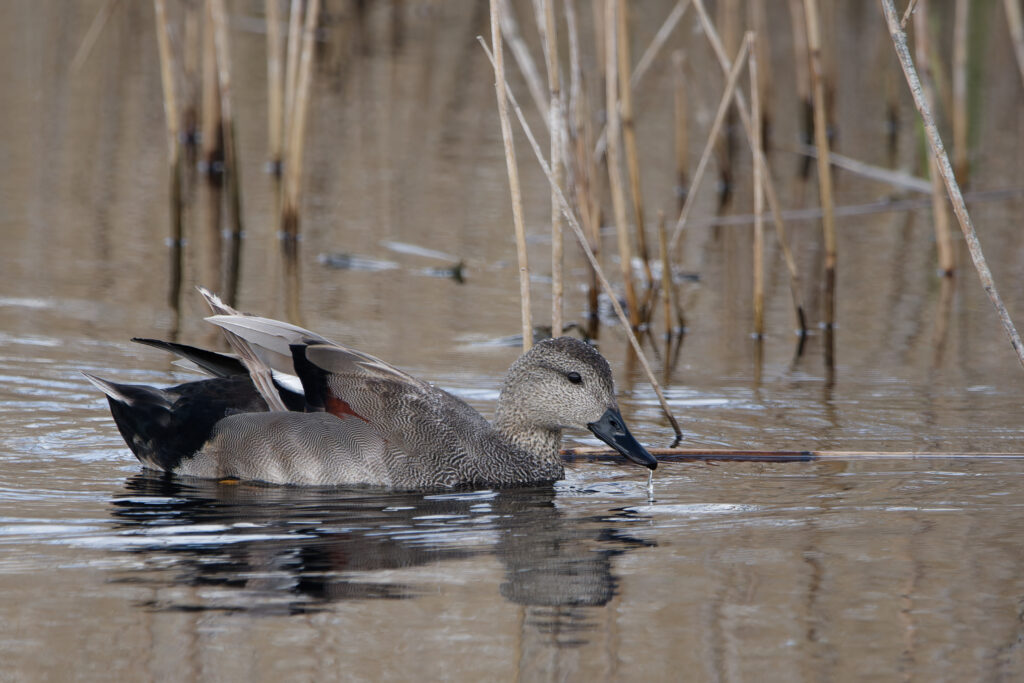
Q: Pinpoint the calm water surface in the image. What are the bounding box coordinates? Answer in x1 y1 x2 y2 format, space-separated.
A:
3 2 1024 681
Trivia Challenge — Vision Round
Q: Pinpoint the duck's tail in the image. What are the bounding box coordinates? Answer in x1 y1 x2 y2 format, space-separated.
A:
83 373 191 472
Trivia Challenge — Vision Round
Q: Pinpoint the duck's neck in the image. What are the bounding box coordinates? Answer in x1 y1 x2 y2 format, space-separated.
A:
494 401 564 471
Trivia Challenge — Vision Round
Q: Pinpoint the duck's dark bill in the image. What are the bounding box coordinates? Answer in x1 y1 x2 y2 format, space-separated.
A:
587 407 658 470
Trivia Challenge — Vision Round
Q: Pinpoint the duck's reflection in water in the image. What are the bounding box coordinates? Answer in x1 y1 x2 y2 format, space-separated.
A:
109 472 654 644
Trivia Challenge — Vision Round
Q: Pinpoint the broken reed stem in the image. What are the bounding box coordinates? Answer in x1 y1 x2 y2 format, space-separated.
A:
281 0 319 238
672 50 689 213
153 0 184 309
594 0 691 158
617 0 654 299
210 0 243 238
750 33 764 339
489 0 533 353
803 0 837 328
536 0 565 337
798 144 931 193
201 0 222 171
283 0 302 154
1005 0 1024 91
881 0 1024 371
912 1 954 277
656 211 675 341
668 35 750 254
692 0 807 336
605 0 641 329
952 0 969 186
266 0 284 173
478 38 684 444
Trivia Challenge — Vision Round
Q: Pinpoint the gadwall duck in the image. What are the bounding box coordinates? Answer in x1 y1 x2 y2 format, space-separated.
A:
85 295 656 489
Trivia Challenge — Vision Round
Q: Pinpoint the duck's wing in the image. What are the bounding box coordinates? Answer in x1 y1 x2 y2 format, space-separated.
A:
205 314 334 375
293 342 490 457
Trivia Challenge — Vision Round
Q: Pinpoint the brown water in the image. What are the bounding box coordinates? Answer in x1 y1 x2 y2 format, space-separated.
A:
3 1 1024 680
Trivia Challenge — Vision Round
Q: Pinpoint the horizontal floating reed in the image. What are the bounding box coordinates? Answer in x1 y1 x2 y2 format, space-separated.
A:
561 447 1024 462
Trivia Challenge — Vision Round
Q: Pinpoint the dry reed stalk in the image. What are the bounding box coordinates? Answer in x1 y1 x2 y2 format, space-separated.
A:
489 0 533 352
691 0 807 337
282 0 302 153
281 0 319 238
153 0 181 189
673 50 689 213
952 0 969 186
565 0 603 339
912 1 954 277
478 39 684 443
266 0 285 174
714 0 741 202
497 0 549 126
632 0 691 88
667 36 751 254
786 0 812 175
748 1 772 149
534 0 565 337
594 0 691 158
153 0 184 310
210 0 243 239
803 0 837 329
881 0 1024 371
71 0 120 74
605 0 642 329
750 34 764 339
656 211 675 342
1004 0 1024 92
183 4 200 153
616 0 654 299
201 0 222 171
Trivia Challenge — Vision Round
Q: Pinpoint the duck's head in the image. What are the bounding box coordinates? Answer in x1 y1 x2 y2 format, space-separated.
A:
498 337 657 470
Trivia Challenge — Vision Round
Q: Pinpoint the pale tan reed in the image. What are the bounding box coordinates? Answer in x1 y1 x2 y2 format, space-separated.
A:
488 0 533 352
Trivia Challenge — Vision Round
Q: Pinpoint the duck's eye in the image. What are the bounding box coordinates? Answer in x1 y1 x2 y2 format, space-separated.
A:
567 371 582 384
